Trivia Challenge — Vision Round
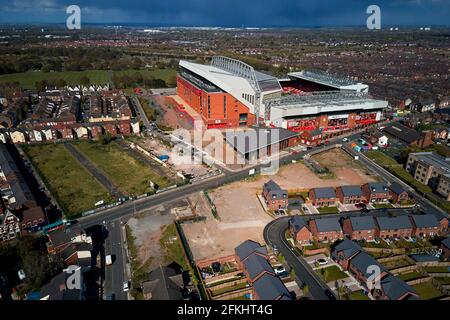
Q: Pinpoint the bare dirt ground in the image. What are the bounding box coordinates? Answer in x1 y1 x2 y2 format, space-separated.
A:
127 198 187 269
183 157 377 261
311 148 377 185
153 95 194 130
183 180 271 261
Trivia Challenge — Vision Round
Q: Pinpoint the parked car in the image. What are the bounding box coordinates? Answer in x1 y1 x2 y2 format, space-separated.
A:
317 258 328 266
324 289 336 300
123 281 130 292
274 266 286 275
342 138 349 142
404 236 414 242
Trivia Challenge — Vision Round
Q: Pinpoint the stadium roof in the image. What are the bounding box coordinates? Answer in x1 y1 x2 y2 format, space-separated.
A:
288 70 366 90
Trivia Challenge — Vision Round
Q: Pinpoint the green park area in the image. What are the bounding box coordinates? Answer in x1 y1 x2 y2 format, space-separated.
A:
22 143 113 218
0 69 176 90
74 141 172 196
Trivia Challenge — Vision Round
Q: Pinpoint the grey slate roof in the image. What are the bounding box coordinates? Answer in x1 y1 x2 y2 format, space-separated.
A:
367 182 389 193
252 273 292 300
243 253 273 280
314 217 342 232
313 187 336 199
288 216 308 234
263 179 287 200
349 216 376 231
389 182 407 195
350 251 387 278
442 237 450 248
410 214 440 229
141 266 184 300
383 123 420 144
333 239 361 260
380 275 418 300
340 185 362 197
235 240 268 261
376 215 413 231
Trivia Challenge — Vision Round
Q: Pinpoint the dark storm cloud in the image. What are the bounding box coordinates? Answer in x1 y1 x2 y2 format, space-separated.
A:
0 0 449 26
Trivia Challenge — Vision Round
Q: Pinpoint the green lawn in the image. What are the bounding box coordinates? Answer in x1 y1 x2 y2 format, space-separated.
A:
74 141 172 196
435 277 450 285
159 224 190 271
317 265 348 283
365 150 399 167
317 206 339 214
22 143 113 218
348 290 370 300
210 282 248 297
0 68 176 90
398 271 424 282
373 203 393 209
424 266 450 273
382 258 413 270
412 281 443 300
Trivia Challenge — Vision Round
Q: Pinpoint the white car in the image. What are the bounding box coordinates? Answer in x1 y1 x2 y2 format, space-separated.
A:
123 281 130 292
273 266 286 275
317 258 328 266
342 138 349 142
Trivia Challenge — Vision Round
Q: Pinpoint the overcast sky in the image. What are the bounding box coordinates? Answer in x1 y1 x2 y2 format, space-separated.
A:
0 0 449 26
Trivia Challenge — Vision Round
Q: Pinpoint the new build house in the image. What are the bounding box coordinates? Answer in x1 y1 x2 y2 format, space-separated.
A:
336 185 364 204
362 182 389 203
262 180 288 210
342 216 378 241
309 187 337 207
375 215 413 239
309 217 343 242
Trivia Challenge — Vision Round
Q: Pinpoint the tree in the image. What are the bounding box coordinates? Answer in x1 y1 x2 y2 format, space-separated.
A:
56 79 67 89
35 80 47 92
80 75 90 87
100 133 113 145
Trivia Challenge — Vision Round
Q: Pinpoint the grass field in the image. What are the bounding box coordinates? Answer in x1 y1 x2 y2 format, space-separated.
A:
74 141 172 196
0 69 176 89
317 206 339 214
412 280 443 300
317 265 348 283
22 143 113 218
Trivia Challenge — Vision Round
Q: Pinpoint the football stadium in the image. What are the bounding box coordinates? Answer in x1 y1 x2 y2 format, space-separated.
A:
176 56 388 132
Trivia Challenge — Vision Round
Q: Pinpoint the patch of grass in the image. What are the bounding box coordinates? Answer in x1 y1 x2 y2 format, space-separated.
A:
398 271 424 281
348 290 370 300
317 265 348 283
424 266 450 273
22 143 113 218
317 206 339 214
382 258 413 270
435 277 450 285
412 280 443 300
159 224 189 272
74 141 172 196
210 282 248 297
373 203 393 209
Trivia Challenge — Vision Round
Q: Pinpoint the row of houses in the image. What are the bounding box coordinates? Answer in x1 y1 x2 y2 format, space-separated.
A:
262 179 410 210
332 240 418 300
310 182 409 207
0 143 47 242
235 240 293 300
0 119 140 144
289 213 448 245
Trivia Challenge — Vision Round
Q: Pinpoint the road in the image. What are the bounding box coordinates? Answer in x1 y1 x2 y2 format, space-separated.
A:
64 143 124 199
103 220 128 300
131 96 152 131
264 217 332 300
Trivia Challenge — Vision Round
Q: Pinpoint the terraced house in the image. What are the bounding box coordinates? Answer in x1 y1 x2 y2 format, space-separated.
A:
309 217 343 242
375 215 413 239
332 240 419 300
361 182 389 203
409 214 441 237
336 185 364 204
309 187 337 207
342 216 378 241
